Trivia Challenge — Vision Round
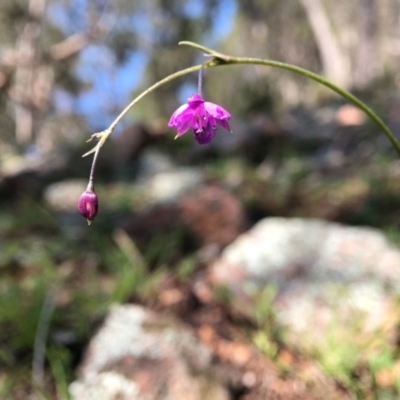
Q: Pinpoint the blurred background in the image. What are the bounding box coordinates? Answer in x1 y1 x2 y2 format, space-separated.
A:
2 0 400 399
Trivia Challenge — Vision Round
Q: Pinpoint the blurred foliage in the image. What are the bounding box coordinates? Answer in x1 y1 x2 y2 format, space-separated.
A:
0 198 173 398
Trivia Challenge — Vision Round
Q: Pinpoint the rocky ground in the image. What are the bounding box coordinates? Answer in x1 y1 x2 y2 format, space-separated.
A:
1 103 400 399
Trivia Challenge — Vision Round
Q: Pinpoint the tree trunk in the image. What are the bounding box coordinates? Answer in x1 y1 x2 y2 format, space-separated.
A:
14 0 47 147
353 0 379 89
299 0 351 88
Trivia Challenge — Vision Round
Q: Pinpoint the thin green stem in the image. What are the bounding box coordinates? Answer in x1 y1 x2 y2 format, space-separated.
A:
109 64 203 131
231 58 400 156
82 64 203 157
84 41 400 158
88 142 100 185
179 41 400 157
178 40 231 61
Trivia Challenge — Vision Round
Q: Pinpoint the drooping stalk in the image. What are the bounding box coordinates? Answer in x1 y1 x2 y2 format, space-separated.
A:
82 40 400 158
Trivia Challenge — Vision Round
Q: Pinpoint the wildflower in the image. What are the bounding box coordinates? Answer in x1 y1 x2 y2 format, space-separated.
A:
78 182 98 225
168 93 231 145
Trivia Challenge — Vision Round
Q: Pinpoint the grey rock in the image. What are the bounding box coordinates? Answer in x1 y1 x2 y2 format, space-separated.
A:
70 372 139 400
137 150 176 179
210 218 400 349
141 168 203 204
44 179 87 211
70 305 229 400
136 149 204 204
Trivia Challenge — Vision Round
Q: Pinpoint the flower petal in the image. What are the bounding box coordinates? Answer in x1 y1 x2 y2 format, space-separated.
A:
169 105 195 137
217 119 231 132
168 95 231 145
192 104 208 132
175 113 194 137
193 120 216 145
204 102 231 120
187 93 205 108
168 103 190 127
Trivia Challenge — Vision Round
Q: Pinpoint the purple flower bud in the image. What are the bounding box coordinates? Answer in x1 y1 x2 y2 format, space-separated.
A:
78 184 98 225
168 94 231 145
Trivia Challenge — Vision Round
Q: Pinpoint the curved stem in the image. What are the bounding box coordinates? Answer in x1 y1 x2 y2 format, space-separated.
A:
227 57 400 156
82 64 203 157
84 41 400 158
87 143 100 189
109 64 203 131
179 41 400 156
178 41 231 61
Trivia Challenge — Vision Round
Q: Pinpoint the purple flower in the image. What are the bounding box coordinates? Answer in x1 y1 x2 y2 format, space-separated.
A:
78 185 98 225
168 94 231 145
